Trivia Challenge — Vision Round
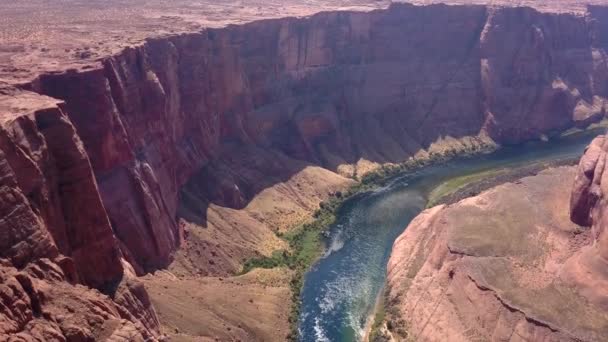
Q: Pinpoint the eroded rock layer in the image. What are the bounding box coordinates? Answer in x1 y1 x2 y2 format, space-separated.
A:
386 166 608 341
0 88 159 340
22 3 608 275
3 2 608 340
565 134 608 310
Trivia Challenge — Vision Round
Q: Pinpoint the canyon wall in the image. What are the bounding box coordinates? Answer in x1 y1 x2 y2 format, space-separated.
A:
565 133 608 309
385 142 608 341
28 3 608 275
0 88 159 340
3 2 608 340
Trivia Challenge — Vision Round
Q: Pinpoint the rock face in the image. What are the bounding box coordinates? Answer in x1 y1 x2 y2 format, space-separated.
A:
3 2 608 340
0 88 160 340
564 134 608 309
20 3 608 276
386 166 608 342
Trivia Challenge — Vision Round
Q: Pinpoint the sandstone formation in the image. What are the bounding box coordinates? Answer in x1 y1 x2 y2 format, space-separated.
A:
0 88 159 340
564 134 608 310
386 166 608 341
3 1 608 340
16 2 608 275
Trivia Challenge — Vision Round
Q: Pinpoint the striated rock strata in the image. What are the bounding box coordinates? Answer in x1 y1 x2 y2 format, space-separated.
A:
385 135 608 341
386 166 608 341
3 2 608 340
0 88 159 340
21 3 608 275
565 134 608 310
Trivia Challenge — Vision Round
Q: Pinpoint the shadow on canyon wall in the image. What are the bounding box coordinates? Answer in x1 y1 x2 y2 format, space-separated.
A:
177 3 608 230
28 3 608 273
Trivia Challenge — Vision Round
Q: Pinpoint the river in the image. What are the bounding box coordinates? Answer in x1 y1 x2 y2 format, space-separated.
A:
298 129 604 342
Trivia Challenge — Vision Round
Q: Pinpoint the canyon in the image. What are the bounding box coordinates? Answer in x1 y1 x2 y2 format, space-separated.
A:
2 0 608 341
384 135 608 342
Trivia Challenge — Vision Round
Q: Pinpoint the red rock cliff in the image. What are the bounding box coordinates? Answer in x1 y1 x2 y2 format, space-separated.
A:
565 133 608 308
384 142 608 341
3 2 608 339
24 3 608 276
0 87 159 340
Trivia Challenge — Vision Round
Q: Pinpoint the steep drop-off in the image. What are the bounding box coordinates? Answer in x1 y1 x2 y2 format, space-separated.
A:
386 165 608 341
3 3 608 340
565 134 608 311
383 133 608 342
26 2 608 275
0 88 159 340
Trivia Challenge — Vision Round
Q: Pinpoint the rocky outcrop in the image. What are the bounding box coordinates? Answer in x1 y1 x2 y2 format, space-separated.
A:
4 2 608 340
386 166 608 341
20 3 608 277
384 132 608 342
0 258 158 341
0 88 159 340
0 89 122 289
563 134 608 309
480 6 608 142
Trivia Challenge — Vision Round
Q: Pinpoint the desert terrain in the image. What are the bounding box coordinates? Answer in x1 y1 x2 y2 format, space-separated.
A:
3 0 608 341
385 135 608 342
2 0 608 85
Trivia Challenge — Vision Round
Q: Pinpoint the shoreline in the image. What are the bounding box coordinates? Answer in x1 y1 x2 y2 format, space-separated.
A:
432 157 580 207
238 139 498 340
360 149 592 342
362 285 386 342
367 156 588 342
240 126 605 341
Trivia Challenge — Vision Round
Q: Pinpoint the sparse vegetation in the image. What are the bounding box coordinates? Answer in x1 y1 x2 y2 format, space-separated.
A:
426 168 507 207
239 194 342 340
240 250 291 274
369 298 386 342
239 142 497 340
385 295 412 340
366 291 414 342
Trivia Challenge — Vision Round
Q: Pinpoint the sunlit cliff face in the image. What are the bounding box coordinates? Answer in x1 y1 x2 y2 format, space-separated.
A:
2 2 608 341
26 4 608 276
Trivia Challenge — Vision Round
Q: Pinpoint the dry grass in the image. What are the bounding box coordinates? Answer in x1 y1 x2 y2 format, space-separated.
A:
142 268 293 341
